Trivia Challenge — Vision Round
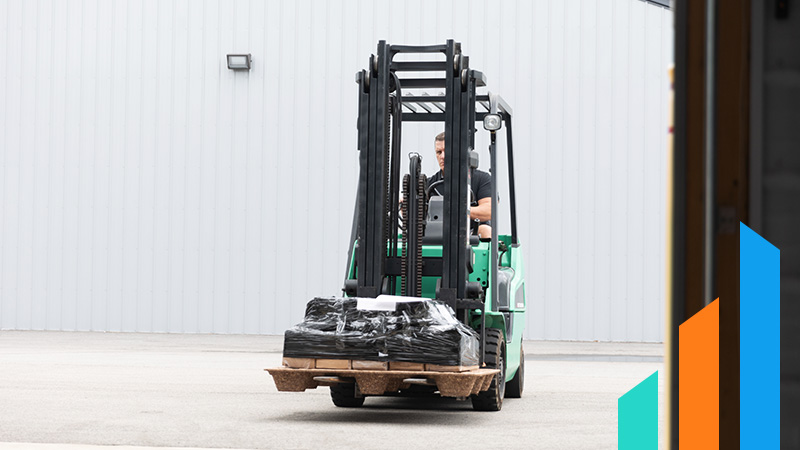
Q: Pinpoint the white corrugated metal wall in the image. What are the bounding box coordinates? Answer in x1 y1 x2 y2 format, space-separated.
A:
0 0 672 341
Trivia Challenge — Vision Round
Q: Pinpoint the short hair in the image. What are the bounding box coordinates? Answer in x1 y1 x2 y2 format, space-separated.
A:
435 132 445 142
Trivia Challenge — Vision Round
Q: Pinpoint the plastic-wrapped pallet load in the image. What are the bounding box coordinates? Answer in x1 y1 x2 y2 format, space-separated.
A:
283 296 479 367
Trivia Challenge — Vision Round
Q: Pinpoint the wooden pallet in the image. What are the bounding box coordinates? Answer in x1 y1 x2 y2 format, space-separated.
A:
266 366 498 398
282 357 478 373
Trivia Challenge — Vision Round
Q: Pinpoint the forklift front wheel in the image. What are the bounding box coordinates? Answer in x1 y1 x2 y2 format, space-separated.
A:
471 328 506 411
330 383 365 408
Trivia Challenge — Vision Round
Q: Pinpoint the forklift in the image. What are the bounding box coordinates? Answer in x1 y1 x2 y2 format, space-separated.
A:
270 40 527 412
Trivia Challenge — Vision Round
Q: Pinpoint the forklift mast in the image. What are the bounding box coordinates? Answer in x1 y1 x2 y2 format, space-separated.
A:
347 40 517 316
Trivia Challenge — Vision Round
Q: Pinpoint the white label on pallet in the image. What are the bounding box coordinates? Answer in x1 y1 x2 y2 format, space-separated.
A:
356 295 429 311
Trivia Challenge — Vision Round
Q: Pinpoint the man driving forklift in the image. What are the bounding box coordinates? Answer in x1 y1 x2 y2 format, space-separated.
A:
426 132 493 239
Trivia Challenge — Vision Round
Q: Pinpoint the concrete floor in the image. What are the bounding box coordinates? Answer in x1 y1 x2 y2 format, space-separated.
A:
0 331 664 450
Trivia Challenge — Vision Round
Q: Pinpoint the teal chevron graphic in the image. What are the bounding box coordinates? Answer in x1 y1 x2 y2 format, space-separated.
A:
618 371 658 450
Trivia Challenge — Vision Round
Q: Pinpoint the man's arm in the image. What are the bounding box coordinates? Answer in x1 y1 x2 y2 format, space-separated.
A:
471 171 493 222
470 197 491 222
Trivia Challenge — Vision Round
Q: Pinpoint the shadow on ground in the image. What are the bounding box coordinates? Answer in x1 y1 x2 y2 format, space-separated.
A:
269 395 511 425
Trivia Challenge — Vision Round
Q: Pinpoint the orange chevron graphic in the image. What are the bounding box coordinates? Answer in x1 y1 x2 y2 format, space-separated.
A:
679 298 719 449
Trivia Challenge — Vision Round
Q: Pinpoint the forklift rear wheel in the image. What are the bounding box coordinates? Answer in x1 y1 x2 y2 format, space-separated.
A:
471 328 506 411
505 343 524 398
330 383 365 407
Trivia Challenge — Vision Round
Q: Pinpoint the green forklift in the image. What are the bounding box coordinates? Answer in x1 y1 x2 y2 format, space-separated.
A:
339 40 527 411
268 40 526 412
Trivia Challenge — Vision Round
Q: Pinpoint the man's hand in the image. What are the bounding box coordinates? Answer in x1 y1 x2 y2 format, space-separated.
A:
478 224 492 239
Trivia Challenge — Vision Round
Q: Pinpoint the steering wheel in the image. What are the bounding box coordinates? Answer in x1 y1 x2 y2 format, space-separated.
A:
426 179 444 198
426 179 477 209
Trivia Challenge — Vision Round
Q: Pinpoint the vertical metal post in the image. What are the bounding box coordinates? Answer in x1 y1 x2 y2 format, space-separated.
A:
505 117 518 245
703 0 717 306
356 41 391 297
388 73 404 295
480 306 486 366
748 0 764 233
440 40 470 307
489 132 498 313
669 1 689 447
355 70 370 291
458 58 476 299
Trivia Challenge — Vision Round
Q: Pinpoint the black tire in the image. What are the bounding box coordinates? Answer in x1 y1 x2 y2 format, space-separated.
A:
471 328 506 411
330 383 365 408
505 342 524 398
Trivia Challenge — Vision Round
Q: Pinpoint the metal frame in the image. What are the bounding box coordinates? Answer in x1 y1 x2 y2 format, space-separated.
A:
748 0 764 233
669 2 688 448
703 0 718 307
354 44 391 297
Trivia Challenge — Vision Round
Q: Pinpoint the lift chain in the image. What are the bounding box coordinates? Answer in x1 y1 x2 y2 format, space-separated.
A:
383 97 393 269
415 174 427 297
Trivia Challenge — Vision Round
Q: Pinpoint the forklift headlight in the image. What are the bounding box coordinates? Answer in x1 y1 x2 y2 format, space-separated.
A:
483 113 502 131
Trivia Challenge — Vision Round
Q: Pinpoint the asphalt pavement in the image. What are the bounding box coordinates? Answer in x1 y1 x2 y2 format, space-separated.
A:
0 331 664 450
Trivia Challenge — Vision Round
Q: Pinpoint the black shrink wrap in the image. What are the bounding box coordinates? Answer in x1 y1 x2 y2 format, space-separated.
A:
283 298 382 360
282 297 479 366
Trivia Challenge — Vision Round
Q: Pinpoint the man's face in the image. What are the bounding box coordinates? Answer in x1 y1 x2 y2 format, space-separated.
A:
435 140 445 173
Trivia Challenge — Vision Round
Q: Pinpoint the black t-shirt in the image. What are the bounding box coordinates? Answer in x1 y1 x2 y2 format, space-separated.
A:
427 169 492 234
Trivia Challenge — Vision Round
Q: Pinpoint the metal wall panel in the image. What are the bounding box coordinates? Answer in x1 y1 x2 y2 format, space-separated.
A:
0 0 672 341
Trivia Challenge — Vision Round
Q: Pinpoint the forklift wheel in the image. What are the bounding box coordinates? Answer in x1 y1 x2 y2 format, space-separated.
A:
330 383 365 408
471 328 506 411
505 343 524 398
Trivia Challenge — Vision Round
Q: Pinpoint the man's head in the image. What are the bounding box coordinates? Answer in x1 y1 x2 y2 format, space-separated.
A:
434 132 445 173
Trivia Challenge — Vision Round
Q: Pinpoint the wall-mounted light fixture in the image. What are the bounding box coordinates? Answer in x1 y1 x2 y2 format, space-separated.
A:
227 54 252 70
